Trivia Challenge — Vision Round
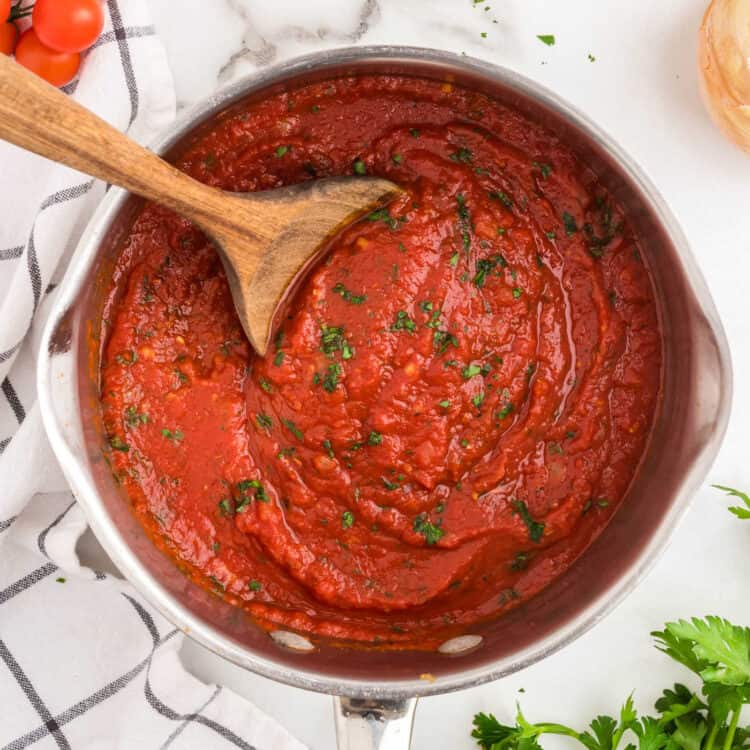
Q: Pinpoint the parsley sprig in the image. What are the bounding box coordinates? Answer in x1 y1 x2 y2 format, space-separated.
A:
713 485 750 519
473 616 750 750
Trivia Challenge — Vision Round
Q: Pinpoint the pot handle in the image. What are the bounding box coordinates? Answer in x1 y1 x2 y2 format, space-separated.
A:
333 697 418 750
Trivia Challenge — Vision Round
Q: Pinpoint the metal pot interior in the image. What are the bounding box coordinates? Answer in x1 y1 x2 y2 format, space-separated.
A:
40 47 731 699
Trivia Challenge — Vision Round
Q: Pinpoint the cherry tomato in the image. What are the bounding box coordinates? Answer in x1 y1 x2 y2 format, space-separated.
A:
33 0 104 54
0 0 10 23
0 22 17 55
15 29 81 87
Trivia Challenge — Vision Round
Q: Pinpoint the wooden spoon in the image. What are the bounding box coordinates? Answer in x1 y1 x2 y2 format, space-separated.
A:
0 55 401 355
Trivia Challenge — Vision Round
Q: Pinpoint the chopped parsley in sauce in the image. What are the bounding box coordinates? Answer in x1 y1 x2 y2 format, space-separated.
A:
456 193 472 250
562 211 578 236
333 282 366 305
462 363 483 379
413 514 445 545
321 325 354 359
282 419 304 441
392 311 416 333
511 500 545 542
256 413 273 430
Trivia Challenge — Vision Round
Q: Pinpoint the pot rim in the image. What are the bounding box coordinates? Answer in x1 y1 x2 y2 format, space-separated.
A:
37 44 733 699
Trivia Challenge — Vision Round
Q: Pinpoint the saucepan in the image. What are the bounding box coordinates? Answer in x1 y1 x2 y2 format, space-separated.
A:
37 46 732 749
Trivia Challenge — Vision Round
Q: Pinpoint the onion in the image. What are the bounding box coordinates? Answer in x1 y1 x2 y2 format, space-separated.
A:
698 0 750 153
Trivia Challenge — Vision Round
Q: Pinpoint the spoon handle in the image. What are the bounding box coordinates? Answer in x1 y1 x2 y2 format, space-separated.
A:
0 54 232 230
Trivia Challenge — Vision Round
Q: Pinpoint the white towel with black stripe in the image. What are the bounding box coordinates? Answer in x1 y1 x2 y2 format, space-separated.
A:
0 2 304 748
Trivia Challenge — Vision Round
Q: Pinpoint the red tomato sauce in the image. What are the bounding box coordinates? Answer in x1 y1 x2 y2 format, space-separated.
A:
100 75 662 649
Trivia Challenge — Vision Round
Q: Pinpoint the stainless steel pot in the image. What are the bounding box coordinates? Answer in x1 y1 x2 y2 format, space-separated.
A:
37 46 732 749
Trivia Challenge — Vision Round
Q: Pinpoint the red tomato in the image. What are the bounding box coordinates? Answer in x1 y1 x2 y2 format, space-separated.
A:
0 0 10 23
15 29 81 87
0 22 17 55
33 0 104 54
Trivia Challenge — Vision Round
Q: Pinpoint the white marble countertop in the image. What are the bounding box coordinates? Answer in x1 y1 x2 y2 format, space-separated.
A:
137 1 750 747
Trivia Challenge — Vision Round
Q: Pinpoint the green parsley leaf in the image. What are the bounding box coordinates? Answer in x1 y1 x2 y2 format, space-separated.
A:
367 208 402 230
367 431 383 446
450 147 473 164
322 362 342 393
563 211 578 235
236 478 268 503
473 255 506 288
353 158 367 175
413 514 444 545
456 193 472 251
471 712 517 748
256 413 273 431
248 580 262 591
462 363 483 379
425 308 442 329
533 161 553 178
124 406 148 427
511 500 545 542
282 419 303 441
433 330 459 353
333 282 366 305
218 498 234 517
321 324 354 359
497 403 514 420
392 311 416 333
342 510 355 529
713 484 750 519
275 145 289 157
115 350 138 366
489 190 513 209
537 34 556 46
654 617 750 686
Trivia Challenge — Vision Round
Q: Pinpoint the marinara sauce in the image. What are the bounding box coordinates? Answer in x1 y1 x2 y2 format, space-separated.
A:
100 75 661 649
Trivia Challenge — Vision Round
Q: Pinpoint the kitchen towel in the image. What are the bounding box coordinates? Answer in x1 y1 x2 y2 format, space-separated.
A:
0 3 305 749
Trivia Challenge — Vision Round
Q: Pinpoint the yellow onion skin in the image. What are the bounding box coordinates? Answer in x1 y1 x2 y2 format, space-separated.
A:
699 0 750 153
